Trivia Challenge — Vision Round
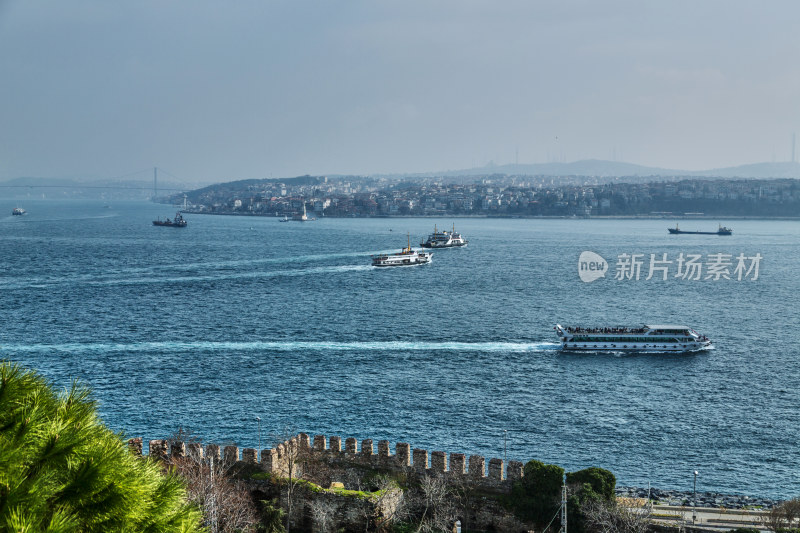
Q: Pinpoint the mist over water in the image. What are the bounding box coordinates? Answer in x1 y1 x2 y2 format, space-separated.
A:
2 200 798 498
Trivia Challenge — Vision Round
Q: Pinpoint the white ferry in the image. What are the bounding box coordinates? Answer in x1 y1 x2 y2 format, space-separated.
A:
555 324 712 352
372 234 432 267
420 224 468 248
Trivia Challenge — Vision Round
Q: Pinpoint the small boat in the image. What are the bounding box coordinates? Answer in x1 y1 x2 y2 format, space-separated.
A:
668 223 732 235
279 215 289 222
153 212 187 227
12 207 25 215
555 324 713 352
420 224 468 248
372 234 432 267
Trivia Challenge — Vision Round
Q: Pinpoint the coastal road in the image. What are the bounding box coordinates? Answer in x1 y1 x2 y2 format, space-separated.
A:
649 504 769 531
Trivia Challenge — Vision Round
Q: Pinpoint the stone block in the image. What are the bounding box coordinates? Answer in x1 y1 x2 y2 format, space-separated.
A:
413 449 428 472
396 443 411 467
188 442 204 460
488 458 504 480
224 445 239 464
361 439 374 456
431 451 447 472
170 441 186 459
345 437 357 454
507 460 524 481
206 444 221 462
298 433 311 449
378 440 391 457
450 453 466 475
242 448 258 464
261 448 279 472
469 455 485 478
127 437 143 456
149 439 168 461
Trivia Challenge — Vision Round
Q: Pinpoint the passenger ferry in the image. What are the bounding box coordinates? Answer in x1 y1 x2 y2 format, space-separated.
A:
420 224 468 248
555 324 712 352
372 234 432 267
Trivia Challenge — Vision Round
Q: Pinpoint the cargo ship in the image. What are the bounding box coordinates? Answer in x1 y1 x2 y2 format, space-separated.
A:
153 212 187 227
668 224 732 235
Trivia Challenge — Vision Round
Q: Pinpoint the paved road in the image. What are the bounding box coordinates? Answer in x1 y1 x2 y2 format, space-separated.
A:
650 504 769 531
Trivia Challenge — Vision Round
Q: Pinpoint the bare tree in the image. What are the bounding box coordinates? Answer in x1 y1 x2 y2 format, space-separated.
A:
449 474 478 533
163 429 258 533
410 475 457 533
762 497 800 532
171 452 258 533
352 474 405 533
580 497 652 533
270 427 308 533
309 498 337 533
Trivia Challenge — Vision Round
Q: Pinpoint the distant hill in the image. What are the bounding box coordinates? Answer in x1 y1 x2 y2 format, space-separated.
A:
693 161 800 178
0 176 193 200
403 159 800 180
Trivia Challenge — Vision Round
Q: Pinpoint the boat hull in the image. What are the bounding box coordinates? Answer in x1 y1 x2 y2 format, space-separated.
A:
419 242 467 248
560 341 712 353
372 260 430 267
668 229 731 235
152 221 187 227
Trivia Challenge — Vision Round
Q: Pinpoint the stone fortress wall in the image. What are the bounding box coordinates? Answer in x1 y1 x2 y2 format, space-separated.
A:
128 432 526 493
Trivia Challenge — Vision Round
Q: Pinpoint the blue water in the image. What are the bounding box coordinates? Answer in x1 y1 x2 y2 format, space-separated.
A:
2 200 798 498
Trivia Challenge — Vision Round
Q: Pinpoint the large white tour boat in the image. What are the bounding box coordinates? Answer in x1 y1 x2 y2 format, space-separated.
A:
420 224 468 248
372 235 432 267
555 324 712 352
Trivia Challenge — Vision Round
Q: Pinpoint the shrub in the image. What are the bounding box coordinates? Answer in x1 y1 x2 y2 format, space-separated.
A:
509 460 565 526
0 362 202 532
567 467 616 501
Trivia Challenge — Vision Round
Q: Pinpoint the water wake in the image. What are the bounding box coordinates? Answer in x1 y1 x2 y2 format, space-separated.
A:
0 263 375 289
3 340 560 354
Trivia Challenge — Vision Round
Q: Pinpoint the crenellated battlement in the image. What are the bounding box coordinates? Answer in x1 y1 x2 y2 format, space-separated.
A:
132 432 525 493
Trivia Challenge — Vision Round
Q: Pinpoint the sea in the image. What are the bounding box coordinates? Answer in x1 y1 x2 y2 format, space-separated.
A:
1 199 798 499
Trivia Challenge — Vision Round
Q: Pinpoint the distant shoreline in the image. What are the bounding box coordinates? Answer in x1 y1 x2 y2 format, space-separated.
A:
180 210 800 221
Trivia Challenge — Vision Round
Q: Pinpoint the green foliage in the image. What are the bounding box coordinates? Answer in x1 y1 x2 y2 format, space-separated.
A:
727 528 761 533
0 362 202 532
509 460 565 526
566 467 616 501
257 499 286 533
565 467 617 533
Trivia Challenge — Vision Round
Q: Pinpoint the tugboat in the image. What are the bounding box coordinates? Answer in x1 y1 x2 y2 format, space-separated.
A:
12 207 25 215
153 212 187 227
668 223 732 235
555 324 713 352
420 224 468 248
372 233 432 267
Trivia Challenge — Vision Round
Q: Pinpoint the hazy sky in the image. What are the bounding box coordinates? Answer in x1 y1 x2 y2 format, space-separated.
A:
1 1 799 182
